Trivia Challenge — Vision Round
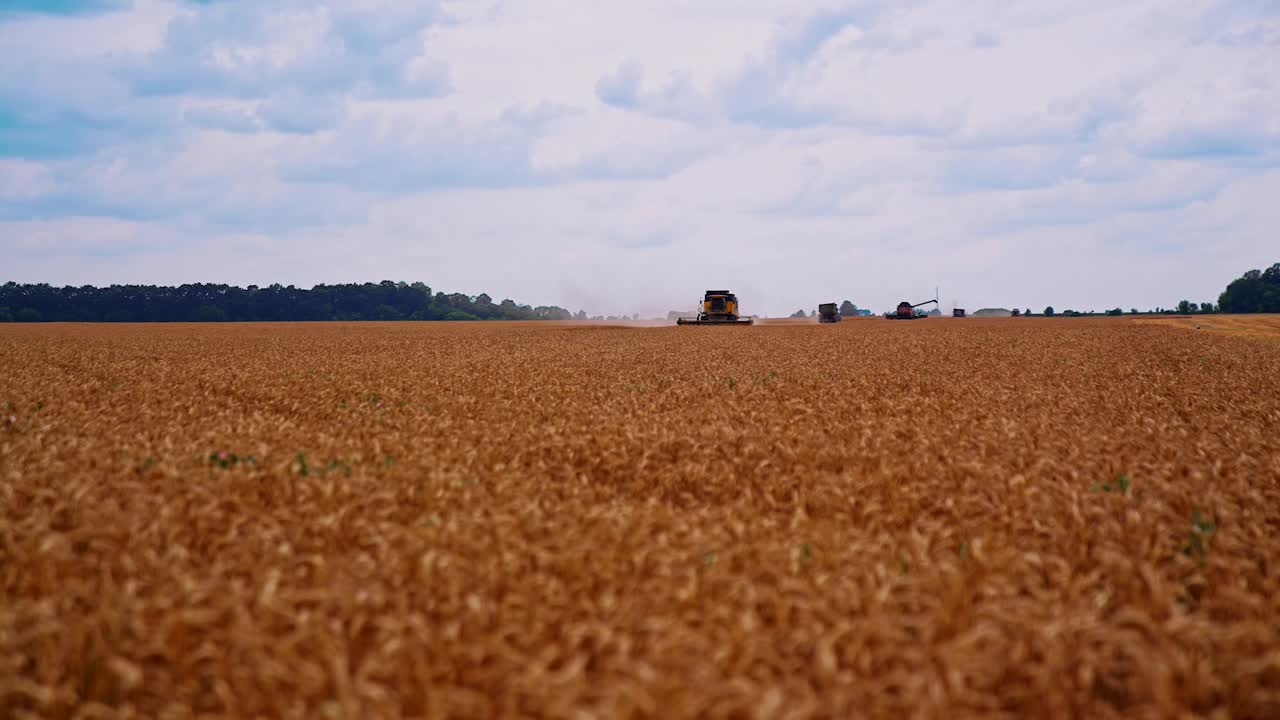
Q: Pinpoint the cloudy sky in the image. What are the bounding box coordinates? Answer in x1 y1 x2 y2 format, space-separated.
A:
1 0 1277 316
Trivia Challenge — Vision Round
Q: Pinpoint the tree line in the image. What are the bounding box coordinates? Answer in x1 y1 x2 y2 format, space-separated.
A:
1217 263 1280 313
0 282 583 322
2 263 1275 322
1044 262 1279 317
986 261 1280 318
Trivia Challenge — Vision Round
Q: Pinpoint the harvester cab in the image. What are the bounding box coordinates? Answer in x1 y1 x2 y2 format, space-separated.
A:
888 298 937 320
817 303 841 323
677 290 754 325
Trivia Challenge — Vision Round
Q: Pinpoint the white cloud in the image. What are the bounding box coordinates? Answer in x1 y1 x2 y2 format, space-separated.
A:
0 159 58 200
595 61 643 108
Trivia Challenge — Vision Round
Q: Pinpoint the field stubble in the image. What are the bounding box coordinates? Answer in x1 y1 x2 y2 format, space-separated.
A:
1139 313 1280 344
2 318 1279 718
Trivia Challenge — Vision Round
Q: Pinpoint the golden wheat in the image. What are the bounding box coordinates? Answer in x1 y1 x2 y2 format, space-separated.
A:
2 318 1279 718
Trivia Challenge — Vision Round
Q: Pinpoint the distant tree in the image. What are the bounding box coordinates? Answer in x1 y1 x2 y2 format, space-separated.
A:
839 300 857 317
368 304 399 320
1043 306 1055 317
1130 308 1139 314
1199 302 1214 314
195 305 228 322
15 308 41 322
790 309 808 318
575 310 588 320
1011 309 1021 317
530 306 571 320
1106 308 1123 316
0 306 12 322
1176 299 1194 314
1218 263 1280 313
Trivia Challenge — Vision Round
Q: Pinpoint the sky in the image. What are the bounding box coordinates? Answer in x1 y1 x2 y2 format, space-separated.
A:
1 0 1278 317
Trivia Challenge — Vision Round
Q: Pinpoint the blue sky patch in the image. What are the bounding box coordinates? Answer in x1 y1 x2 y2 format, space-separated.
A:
0 0 130 19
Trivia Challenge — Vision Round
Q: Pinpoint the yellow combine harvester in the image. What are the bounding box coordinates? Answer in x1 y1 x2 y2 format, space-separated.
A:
677 290 754 325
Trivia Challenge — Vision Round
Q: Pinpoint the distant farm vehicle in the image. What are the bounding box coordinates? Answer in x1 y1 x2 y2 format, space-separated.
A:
886 299 938 320
818 303 842 323
676 290 754 325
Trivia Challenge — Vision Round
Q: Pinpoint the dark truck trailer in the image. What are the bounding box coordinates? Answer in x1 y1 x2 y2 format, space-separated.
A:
817 303 842 323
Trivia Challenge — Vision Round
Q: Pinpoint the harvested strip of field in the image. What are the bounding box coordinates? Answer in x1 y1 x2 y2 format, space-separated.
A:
1138 313 1280 344
2 318 1279 718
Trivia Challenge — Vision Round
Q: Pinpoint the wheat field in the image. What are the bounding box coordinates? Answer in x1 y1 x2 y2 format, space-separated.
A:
2 318 1279 718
